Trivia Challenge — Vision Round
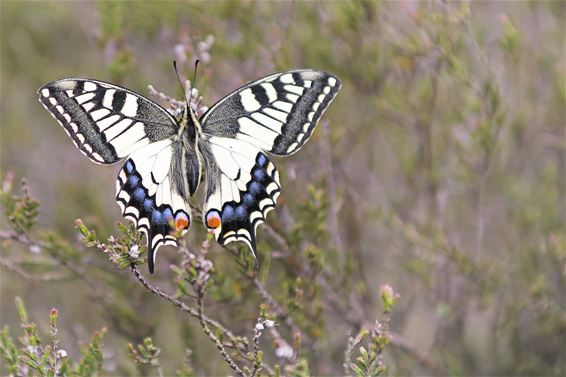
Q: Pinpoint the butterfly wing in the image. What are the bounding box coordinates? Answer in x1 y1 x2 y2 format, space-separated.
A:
200 137 280 258
116 139 191 273
39 78 189 273
200 69 341 155
38 78 178 164
199 69 340 256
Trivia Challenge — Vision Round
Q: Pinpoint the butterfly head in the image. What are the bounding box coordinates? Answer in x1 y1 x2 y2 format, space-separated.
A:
175 103 203 146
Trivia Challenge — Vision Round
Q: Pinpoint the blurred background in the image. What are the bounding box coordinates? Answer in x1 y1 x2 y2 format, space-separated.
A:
1 1 564 376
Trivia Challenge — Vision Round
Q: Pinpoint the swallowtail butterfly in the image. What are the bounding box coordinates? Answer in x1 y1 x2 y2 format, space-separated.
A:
38 69 341 273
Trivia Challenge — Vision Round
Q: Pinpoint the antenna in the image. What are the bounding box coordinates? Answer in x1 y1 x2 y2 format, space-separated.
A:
172 60 190 114
189 59 200 114
172 59 200 115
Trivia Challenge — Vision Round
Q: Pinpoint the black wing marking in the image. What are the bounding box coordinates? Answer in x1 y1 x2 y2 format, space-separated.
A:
115 139 191 273
200 136 280 259
38 78 178 164
200 69 341 155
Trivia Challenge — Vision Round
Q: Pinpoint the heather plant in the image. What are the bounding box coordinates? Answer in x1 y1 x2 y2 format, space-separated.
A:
1 1 564 376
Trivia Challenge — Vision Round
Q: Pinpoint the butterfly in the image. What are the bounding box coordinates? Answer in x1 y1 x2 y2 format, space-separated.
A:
38 69 341 273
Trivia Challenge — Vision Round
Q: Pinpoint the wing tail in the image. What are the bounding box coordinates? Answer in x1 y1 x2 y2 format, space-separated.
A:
202 138 280 261
116 140 191 273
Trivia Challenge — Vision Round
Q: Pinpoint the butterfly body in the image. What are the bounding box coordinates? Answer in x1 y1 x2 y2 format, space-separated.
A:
38 69 341 272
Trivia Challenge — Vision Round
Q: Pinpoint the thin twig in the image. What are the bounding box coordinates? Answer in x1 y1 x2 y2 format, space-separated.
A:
249 320 264 377
224 244 303 337
196 286 245 377
156 365 164 377
0 230 109 298
261 226 366 328
0 258 70 282
130 265 243 350
253 278 301 336
259 225 445 374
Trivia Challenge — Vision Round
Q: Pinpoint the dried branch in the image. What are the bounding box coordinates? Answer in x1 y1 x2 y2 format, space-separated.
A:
252 278 301 336
249 319 265 377
130 265 242 350
0 258 70 282
0 230 111 300
196 285 245 377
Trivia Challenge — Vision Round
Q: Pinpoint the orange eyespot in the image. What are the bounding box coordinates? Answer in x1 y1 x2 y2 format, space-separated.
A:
206 211 221 229
174 214 190 230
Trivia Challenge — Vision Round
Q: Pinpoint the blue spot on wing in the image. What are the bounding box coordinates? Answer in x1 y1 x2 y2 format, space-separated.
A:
236 206 247 218
253 168 266 181
125 160 134 173
249 182 262 195
127 175 140 189
143 198 154 211
133 188 145 202
163 208 173 222
151 210 165 224
222 206 235 222
256 154 267 167
243 193 254 205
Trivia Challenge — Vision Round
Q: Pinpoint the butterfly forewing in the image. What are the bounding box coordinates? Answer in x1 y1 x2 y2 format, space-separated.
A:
38 78 178 164
200 69 341 155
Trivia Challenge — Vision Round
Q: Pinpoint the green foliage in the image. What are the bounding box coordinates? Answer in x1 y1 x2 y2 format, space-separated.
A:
0 298 105 377
345 286 398 377
128 337 161 367
499 15 522 61
75 328 106 377
76 219 147 270
1 174 39 234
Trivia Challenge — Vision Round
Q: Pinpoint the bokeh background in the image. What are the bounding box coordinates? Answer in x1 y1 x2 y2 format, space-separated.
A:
1 1 564 376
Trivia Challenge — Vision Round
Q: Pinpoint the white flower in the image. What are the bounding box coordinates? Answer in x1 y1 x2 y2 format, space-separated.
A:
29 245 41 254
254 322 264 332
264 320 275 328
129 245 140 258
56 349 68 358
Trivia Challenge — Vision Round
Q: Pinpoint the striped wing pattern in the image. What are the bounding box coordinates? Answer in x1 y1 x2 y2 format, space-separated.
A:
38 78 177 164
201 69 341 155
202 137 280 258
115 140 191 273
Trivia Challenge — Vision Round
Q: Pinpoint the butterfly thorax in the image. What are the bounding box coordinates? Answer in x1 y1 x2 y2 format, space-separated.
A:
171 105 204 199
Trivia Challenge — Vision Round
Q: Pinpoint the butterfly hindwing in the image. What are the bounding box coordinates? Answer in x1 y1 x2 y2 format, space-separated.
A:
116 139 191 273
200 69 341 155
38 78 178 164
201 136 280 257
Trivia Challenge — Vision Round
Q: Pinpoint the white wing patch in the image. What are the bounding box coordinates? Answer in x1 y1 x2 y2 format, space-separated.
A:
115 140 191 273
201 69 341 156
38 78 178 165
203 136 281 258
239 88 262 112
